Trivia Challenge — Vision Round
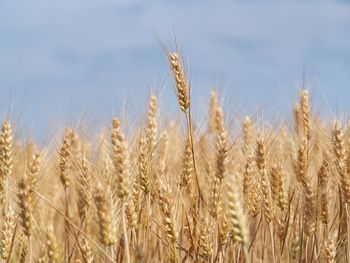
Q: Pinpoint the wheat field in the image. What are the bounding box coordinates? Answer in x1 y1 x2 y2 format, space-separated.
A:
0 51 346 263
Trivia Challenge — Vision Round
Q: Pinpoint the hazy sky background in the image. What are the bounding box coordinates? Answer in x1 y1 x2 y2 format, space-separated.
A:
1 0 350 137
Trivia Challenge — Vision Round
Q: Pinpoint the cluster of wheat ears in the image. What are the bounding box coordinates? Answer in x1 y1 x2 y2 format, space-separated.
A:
0 51 347 263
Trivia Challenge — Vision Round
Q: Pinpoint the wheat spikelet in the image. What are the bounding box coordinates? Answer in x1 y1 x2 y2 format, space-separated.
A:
332 121 345 164
332 121 350 203
0 120 13 178
294 139 316 236
322 236 336 263
27 151 41 195
59 131 78 263
295 138 309 187
131 175 141 220
250 188 262 217
260 169 274 223
318 156 330 187
242 151 261 217
276 217 287 244
198 218 213 259
290 227 300 261
0 205 15 260
146 95 158 155
210 107 228 219
59 128 76 188
18 177 33 237
210 175 222 219
332 123 350 262
94 185 116 246
256 136 273 222
227 174 249 252
303 182 316 236
46 226 59 263
138 135 150 194
243 150 255 198
126 198 137 229
18 236 28 263
17 150 42 239
218 213 231 250
36 246 47 263
215 107 228 181
76 153 92 221
111 117 130 200
0 120 13 204
270 163 287 211
320 193 329 226
318 157 330 225
180 139 193 188
300 89 311 140
169 52 190 112
158 182 178 243
256 136 266 172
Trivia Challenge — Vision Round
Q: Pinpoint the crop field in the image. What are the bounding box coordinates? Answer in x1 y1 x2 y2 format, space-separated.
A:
0 51 346 263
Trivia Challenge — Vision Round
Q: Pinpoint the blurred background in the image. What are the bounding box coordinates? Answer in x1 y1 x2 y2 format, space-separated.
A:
0 0 350 138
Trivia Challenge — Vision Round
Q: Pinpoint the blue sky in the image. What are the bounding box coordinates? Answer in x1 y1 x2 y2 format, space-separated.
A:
1 0 350 136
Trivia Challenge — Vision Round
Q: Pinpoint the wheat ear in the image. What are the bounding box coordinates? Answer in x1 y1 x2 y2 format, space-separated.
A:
0 120 13 204
169 52 190 113
94 185 116 247
0 205 15 261
300 89 311 140
227 174 249 256
46 226 59 263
